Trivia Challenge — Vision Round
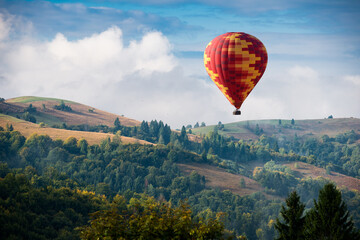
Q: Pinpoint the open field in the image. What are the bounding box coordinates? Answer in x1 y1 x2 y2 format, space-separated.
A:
177 160 360 199
1 96 140 127
243 160 360 192
0 114 151 145
192 118 360 141
178 162 264 196
283 161 360 192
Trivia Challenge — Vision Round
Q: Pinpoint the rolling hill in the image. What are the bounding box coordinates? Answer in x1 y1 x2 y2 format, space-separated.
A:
1 96 360 197
191 118 360 142
1 96 140 127
178 161 360 199
0 114 151 145
0 96 149 145
2 96 360 240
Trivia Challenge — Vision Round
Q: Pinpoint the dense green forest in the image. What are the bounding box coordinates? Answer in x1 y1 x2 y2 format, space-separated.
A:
54 119 360 179
1 121 360 239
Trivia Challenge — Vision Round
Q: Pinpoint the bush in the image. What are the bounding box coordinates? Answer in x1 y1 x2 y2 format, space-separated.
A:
54 100 72 112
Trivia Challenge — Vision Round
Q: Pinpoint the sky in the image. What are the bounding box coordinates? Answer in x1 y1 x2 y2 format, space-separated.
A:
0 0 359 129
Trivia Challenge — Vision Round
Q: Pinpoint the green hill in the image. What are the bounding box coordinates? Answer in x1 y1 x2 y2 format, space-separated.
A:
191 118 360 142
1 96 140 127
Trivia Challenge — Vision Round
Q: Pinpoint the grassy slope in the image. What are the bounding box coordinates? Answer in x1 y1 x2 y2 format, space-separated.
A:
192 118 360 141
187 118 360 197
178 162 265 197
2 96 140 127
7 96 76 104
178 161 360 198
0 114 151 145
2 96 360 197
283 161 360 192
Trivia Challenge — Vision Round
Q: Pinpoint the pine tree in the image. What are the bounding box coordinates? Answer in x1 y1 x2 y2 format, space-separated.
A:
114 117 121 131
275 191 305 240
304 183 360 240
6 123 14 131
180 126 187 141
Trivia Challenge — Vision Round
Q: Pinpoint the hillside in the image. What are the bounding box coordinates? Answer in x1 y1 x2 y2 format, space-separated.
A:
1 96 359 195
178 161 360 199
0 114 151 145
1 96 360 239
178 162 264 197
1 96 140 127
283 161 360 192
191 118 360 141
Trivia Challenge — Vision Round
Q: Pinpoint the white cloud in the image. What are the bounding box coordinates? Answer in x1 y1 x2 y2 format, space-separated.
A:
0 11 359 129
1 25 177 90
246 65 360 120
344 75 360 86
0 17 227 128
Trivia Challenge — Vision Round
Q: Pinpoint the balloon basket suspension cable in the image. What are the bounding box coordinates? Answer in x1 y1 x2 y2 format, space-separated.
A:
233 109 241 115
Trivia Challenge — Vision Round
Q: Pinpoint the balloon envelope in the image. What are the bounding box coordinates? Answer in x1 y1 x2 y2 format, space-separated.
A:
204 32 268 111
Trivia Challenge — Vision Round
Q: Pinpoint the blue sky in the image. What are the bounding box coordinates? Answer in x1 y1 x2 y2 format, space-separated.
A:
0 0 359 128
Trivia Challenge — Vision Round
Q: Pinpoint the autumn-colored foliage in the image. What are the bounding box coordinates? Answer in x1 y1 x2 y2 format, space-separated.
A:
78 195 230 240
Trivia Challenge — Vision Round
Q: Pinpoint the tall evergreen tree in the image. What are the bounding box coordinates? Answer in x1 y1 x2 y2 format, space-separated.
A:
114 117 121 131
140 121 149 134
275 191 305 240
305 183 360 240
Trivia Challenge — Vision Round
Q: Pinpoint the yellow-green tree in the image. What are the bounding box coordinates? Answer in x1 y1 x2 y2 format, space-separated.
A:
78 195 231 240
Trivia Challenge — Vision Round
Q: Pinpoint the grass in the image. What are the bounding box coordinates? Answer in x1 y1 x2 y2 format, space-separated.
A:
5 111 64 127
191 126 216 136
177 162 265 197
7 96 76 104
191 118 360 142
283 161 360 192
0 114 23 123
179 159 360 198
0 114 150 145
2 96 140 127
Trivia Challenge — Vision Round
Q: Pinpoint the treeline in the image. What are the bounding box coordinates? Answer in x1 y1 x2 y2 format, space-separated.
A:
51 118 360 180
0 129 206 200
52 119 172 145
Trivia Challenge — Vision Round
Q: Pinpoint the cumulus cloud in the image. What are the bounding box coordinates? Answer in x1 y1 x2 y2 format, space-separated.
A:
344 75 360 86
0 11 359 128
244 65 360 120
1 24 176 97
0 13 227 128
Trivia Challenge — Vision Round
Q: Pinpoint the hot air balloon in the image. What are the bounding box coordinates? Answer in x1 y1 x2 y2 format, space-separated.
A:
204 32 268 115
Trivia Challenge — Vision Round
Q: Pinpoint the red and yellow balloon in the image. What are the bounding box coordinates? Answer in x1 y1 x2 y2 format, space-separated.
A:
204 32 268 115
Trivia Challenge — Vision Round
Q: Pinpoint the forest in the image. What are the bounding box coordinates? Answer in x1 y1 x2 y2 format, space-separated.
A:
1 120 360 239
